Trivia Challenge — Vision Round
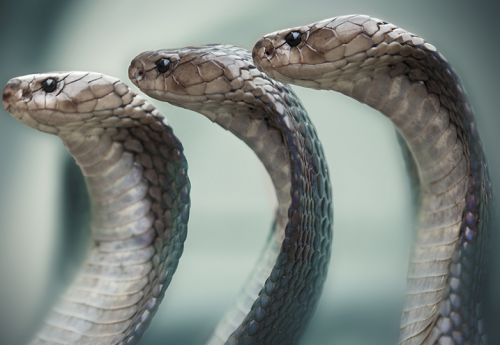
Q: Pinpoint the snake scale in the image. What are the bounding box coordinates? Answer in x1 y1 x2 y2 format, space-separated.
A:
1 13 492 345
253 14 492 345
2 72 191 344
128 44 333 344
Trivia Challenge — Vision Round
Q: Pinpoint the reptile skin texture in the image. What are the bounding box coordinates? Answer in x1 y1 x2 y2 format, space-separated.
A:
1 12 493 345
129 44 334 345
2 72 191 345
253 14 492 345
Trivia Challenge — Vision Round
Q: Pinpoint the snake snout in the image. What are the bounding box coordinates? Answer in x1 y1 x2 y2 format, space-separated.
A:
252 39 275 72
128 59 145 86
2 79 21 111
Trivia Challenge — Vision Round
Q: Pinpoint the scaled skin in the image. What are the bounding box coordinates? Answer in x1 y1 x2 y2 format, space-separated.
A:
253 15 492 345
3 72 191 345
129 44 334 345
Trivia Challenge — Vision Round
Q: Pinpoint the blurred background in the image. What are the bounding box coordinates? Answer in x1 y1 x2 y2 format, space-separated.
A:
0 0 498 344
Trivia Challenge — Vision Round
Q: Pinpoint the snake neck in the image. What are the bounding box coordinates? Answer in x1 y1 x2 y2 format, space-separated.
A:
129 44 334 345
253 15 492 345
217 86 333 345
317 21 491 345
182 91 316 345
30 98 190 345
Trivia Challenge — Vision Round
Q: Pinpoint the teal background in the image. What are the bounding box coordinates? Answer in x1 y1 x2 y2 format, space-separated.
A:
0 1 498 344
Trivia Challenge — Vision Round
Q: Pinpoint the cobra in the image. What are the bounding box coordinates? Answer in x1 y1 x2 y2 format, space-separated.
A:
252 14 492 345
129 44 333 344
2 72 191 345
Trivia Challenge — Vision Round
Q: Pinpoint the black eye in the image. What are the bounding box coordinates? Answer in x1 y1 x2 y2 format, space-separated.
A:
285 32 302 47
156 58 171 73
41 78 57 93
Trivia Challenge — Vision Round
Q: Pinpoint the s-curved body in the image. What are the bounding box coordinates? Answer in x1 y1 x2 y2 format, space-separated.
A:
2 72 190 344
253 14 492 345
129 44 333 344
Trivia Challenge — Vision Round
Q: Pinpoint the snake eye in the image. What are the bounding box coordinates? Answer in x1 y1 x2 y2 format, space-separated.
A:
41 78 57 93
156 58 171 73
285 32 302 47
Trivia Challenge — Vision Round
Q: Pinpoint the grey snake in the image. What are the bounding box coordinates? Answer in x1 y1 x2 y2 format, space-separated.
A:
253 14 492 345
2 72 191 344
1 13 492 345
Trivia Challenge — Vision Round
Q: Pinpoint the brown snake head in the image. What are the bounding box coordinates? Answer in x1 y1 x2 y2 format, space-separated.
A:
2 72 141 134
129 44 288 119
252 15 439 88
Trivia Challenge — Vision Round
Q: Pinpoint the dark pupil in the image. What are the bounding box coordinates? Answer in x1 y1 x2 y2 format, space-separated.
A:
41 78 57 93
156 58 171 73
285 32 302 47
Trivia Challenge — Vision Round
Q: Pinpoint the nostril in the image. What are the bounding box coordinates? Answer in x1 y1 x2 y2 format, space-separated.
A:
264 45 274 58
133 68 144 84
2 91 11 103
135 69 144 80
128 59 145 85
129 65 144 83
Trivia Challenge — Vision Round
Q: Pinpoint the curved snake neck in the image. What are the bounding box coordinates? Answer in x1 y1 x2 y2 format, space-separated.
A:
129 44 333 344
2 72 190 344
1 13 493 345
253 14 492 345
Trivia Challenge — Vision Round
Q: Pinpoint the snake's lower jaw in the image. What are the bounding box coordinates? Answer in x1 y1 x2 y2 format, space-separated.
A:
142 89 166 102
249 51 296 85
137 88 196 108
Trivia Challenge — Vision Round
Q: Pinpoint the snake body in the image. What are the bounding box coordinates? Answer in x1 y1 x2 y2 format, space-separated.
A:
1 13 493 345
129 44 333 344
253 14 492 345
2 72 190 344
